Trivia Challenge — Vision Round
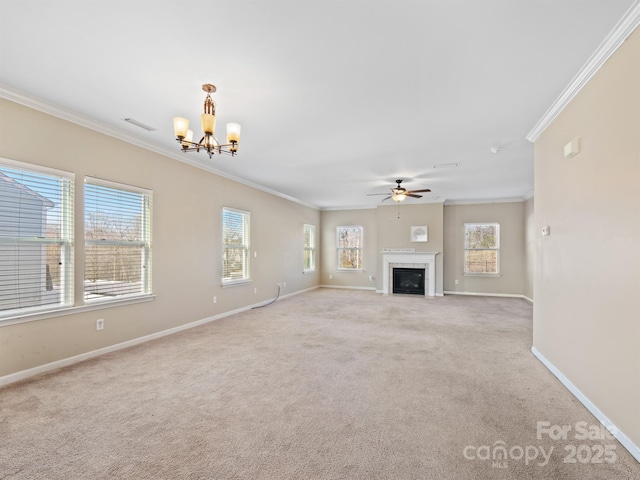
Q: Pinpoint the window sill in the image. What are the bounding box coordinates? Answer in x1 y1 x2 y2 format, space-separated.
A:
0 294 156 328
303 269 317 275
222 279 252 288
84 294 155 308
336 269 365 273
464 273 502 278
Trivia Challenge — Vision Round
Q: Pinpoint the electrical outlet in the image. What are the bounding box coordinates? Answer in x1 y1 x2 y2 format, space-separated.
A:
283 281 286 288
277 282 282 287
213 296 217 304
454 279 459 285
96 319 104 331
254 287 257 294
329 274 333 280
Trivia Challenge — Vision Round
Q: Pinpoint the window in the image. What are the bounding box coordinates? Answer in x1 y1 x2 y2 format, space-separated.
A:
222 207 250 284
337 225 363 270
0 160 74 318
84 178 152 301
303 224 316 272
464 223 500 275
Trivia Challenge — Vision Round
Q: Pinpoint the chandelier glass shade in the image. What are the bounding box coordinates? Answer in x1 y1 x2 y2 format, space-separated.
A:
173 84 241 158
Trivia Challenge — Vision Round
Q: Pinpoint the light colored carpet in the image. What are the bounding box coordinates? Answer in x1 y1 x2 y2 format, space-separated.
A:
1 288 638 479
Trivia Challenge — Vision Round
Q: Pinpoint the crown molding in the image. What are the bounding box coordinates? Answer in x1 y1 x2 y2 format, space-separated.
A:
0 85 320 211
321 205 377 211
443 196 527 206
526 1 640 142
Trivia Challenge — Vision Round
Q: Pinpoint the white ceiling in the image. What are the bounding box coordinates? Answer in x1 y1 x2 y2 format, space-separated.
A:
0 0 636 209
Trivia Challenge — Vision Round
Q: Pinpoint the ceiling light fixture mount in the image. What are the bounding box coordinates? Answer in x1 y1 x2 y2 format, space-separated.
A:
433 163 459 169
173 84 241 158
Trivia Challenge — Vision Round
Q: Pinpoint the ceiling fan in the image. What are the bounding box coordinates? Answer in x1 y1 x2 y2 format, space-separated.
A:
367 179 431 202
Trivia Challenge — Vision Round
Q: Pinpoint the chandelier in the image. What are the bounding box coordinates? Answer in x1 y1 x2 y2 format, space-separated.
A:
173 84 241 158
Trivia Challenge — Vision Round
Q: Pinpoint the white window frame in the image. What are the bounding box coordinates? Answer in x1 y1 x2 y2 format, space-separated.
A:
464 222 500 276
336 225 363 271
0 158 74 321
84 177 152 303
222 207 251 285
303 224 316 273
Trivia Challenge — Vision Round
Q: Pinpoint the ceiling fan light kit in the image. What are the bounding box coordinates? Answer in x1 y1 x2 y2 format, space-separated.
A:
173 84 241 158
368 179 431 203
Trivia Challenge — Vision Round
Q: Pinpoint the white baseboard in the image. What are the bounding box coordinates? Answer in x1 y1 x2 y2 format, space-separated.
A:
531 346 640 463
444 290 532 303
319 285 377 291
375 289 444 297
0 287 314 388
279 285 319 298
253 285 319 306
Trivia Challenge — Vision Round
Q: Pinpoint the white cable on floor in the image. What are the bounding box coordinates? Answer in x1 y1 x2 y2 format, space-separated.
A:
251 284 281 309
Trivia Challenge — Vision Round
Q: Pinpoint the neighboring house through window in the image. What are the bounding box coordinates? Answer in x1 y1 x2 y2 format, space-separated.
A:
0 160 74 318
84 177 152 301
464 222 500 275
303 224 316 272
337 225 363 270
222 207 250 284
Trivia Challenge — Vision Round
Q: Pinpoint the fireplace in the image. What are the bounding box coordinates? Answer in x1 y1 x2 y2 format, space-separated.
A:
393 268 425 295
381 251 438 297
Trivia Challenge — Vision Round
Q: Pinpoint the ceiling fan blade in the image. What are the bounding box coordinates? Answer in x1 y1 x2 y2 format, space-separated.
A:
407 188 431 193
381 195 392 202
406 193 422 198
367 193 392 196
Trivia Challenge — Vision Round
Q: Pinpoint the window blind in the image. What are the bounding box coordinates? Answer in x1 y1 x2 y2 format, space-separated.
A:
0 162 74 317
304 224 316 271
222 207 250 283
84 178 152 300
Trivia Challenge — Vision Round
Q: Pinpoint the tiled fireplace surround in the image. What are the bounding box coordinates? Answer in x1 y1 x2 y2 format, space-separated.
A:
381 251 438 297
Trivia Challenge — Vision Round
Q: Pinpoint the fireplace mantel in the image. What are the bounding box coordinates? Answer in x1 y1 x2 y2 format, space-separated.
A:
381 251 439 297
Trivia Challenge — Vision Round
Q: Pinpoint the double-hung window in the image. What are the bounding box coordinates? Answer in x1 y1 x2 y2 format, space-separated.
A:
84 178 152 301
0 160 74 318
222 207 250 284
464 222 500 275
337 225 363 270
303 224 316 272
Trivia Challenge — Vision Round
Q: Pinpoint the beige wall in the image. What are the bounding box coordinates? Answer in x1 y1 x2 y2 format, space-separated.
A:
443 202 525 295
319 203 445 294
376 203 444 295
319 209 378 289
523 197 534 301
533 28 640 447
321 201 531 299
0 98 320 378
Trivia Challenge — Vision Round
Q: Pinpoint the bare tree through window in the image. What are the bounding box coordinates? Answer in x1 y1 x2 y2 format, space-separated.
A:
84 180 151 300
464 223 500 274
337 226 363 270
